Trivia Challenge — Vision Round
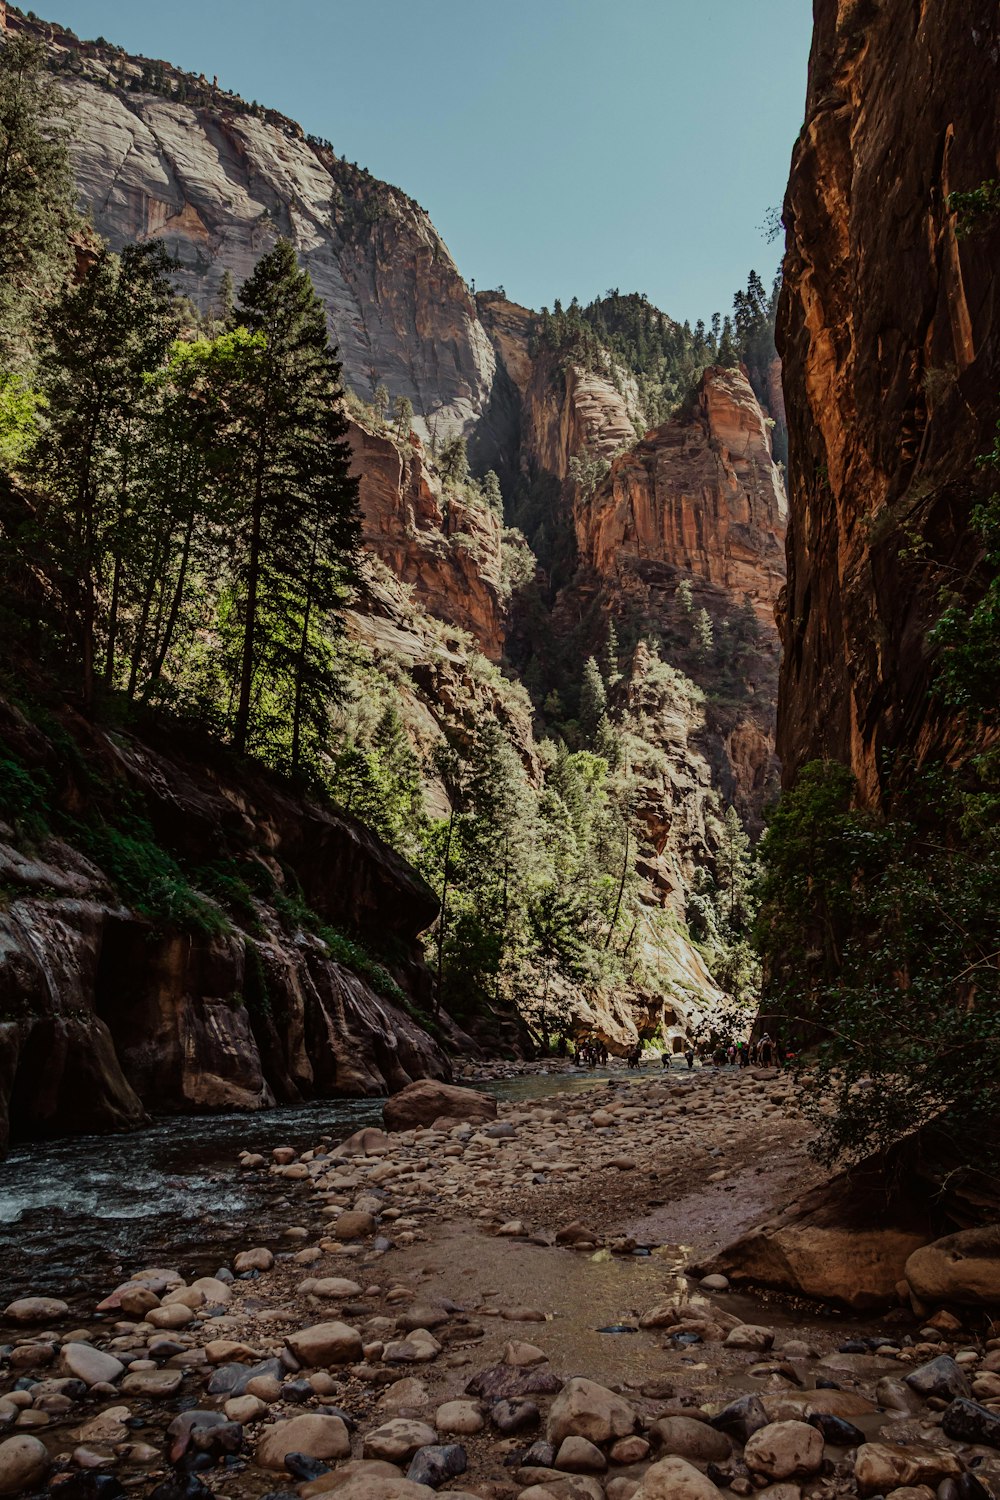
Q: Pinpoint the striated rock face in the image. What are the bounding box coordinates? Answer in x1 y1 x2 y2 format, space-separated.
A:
0 702 453 1151
3 10 499 443
579 367 786 626
524 359 638 484
349 421 506 660
777 0 1000 801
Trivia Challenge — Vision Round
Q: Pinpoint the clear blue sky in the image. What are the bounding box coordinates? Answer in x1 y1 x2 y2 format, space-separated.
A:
47 0 812 326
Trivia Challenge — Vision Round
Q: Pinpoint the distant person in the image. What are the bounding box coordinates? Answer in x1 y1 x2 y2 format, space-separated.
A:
685 1046 695 1070
661 1048 670 1069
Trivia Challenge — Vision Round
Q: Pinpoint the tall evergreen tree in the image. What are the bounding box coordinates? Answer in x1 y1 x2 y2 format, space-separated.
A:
34 242 176 709
227 239 360 763
579 655 608 740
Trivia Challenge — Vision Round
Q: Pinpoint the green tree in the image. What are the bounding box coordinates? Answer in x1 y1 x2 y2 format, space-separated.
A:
0 34 77 365
226 239 360 765
393 394 413 442
579 655 607 741
438 433 469 488
33 241 176 710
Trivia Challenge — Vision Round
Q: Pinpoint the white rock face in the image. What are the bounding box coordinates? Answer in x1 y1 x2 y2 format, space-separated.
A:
62 78 498 441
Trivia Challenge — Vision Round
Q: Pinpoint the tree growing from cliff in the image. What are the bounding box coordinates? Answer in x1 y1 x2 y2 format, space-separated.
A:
579 656 608 742
225 239 360 764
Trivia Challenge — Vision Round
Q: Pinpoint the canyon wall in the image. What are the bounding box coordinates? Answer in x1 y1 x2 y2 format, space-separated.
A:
777 0 1000 802
349 421 506 661
578 366 786 627
1 8 502 445
0 697 456 1151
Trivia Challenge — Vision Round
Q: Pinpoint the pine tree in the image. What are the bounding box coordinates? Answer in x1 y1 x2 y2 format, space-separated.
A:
694 607 714 657
34 242 176 709
393 394 413 442
0 35 77 365
602 618 622 689
579 655 607 741
228 239 360 764
438 433 469 488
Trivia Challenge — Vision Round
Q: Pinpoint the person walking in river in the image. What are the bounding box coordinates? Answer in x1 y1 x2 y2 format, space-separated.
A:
685 1045 695 1069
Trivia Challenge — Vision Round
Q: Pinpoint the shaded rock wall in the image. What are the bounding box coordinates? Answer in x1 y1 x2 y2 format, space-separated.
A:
0 702 453 1151
777 0 1000 802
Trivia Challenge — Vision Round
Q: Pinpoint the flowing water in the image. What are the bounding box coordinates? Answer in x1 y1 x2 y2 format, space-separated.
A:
0 1065 637 1310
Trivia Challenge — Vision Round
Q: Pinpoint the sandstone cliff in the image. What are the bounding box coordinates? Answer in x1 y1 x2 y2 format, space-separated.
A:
349 421 506 661
0 699 456 1151
578 366 786 627
1 8 501 445
777 0 1000 802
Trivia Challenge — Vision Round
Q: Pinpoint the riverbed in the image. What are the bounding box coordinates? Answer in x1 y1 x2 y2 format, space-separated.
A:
0 1065 632 1309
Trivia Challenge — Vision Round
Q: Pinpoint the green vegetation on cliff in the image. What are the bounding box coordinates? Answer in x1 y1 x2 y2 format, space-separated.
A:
757 427 1000 1164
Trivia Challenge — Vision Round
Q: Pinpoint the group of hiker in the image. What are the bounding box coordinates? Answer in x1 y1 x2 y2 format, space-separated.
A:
554 1030 788 1070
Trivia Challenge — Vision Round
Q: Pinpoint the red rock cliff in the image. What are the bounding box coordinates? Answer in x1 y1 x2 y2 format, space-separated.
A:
348 421 506 660
578 367 786 628
777 0 1000 803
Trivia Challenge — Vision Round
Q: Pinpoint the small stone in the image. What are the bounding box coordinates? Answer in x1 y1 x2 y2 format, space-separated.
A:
555 1437 607 1473
650 1417 731 1465
362 1419 438 1462
234 1247 274 1274
503 1341 547 1367
333 1212 377 1241
225 1396 267 1423
854 1442 963 1497
610 1437 650 1465
724 1325 775 1351
406 1444 467 1488
699 1275 729 1292
120 1369 183 1397
146 1304 194 1330
744 1421 823 1481
632 1455 726 1500
60 1344 125 1387
286 1322 364 1366
547 1377 638 1446
491 1399 540 1435
257 1414 351 1470
709 1395 769 1444
310 1278 364 1299
435 1402 484 1436
0 1434 51 1495
941 1396 1000 1447
904 1355 970 1403
3 1298 69 1324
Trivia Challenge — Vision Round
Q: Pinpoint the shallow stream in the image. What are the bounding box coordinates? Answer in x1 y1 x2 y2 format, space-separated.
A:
0 1065 633 1309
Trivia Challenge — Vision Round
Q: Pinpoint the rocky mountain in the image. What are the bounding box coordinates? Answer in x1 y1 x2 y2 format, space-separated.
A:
777 0 1000 803
0 3 794 1121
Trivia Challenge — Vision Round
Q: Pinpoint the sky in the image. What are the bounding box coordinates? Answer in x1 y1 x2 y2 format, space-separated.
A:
45 0 813 327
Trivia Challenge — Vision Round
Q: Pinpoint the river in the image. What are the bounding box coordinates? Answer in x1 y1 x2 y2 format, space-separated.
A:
0 1065 631 1310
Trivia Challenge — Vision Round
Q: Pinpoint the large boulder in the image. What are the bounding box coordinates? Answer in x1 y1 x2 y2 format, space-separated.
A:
257 1414 351 1470
0 1436 50 1496
906 1225 1000 1306
383 1080 496 1132
696 1169 927 1309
